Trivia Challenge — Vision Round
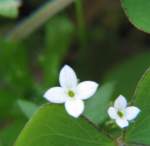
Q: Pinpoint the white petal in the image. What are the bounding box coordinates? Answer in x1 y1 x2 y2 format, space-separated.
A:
108 107 118 120
44 87 67 103
59 65 78 88
77 81 98 100
65 99 84 118
114 95 127 110
116 118 129 128
125 106 140 121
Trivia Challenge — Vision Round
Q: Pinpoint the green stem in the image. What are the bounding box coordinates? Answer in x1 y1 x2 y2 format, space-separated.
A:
6 0 75 42
75 0 87 47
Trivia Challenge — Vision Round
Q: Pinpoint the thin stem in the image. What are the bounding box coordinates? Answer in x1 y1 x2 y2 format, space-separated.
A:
122 129 127 141
6 0 75 42
115 129 127 146
82 115 114 141
75 0 87 47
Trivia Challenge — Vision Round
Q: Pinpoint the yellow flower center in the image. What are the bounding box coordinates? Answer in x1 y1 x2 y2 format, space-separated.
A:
118 111 124 118
68 90 75 97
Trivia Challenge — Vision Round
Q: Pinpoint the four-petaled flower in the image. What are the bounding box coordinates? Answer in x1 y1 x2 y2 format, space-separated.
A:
44 65 98 118
108 95 140 128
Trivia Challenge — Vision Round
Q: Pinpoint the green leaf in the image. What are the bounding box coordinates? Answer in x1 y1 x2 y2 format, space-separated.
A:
121 0 150 32
15 104 114 146
17 100 38 119
0 0 21 18
84 82 115 125
103 52 150 99
126 67 150 145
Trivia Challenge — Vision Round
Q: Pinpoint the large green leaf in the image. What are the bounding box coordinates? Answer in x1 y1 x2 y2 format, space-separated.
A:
15 104 114 146
0 0 21 18
126 67 150 145
84 82 115 125
103 52 150 99
121 0 150 32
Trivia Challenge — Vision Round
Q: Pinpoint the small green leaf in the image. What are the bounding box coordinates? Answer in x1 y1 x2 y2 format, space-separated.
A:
126 67 150 145
17 100 38 119
0 0 21 18
15 104 114 146
84 82 115 125
121 0 150 32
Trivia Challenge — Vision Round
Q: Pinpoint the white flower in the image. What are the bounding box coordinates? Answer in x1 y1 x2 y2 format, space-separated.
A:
44 65 98 118
107 95 140 128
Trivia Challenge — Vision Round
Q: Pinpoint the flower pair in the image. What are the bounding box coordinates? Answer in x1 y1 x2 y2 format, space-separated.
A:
44 65 140 128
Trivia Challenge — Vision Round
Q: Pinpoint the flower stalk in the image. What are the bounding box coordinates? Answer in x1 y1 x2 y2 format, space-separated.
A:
7 0 75 41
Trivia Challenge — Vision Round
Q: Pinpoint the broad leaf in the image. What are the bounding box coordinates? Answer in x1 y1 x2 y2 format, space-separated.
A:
121 0 150 32
126 67 150 145
84 82 115 125
15 104 114 146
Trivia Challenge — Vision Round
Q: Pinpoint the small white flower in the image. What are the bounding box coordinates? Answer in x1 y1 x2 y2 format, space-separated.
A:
44 65 98 118
107 95 140 128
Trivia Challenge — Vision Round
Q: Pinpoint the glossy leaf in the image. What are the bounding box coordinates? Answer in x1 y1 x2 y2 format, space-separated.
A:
121 0 150 32
126 67 150 145
15 104 114 146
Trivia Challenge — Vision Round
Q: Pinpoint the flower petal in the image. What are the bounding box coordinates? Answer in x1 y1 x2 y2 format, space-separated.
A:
125 106 140 121
116 118 129 128
77 81 98 100
44 87 67 103
108 107 118 119
59 65 78 88
114 95 127 110
65 99 84 118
